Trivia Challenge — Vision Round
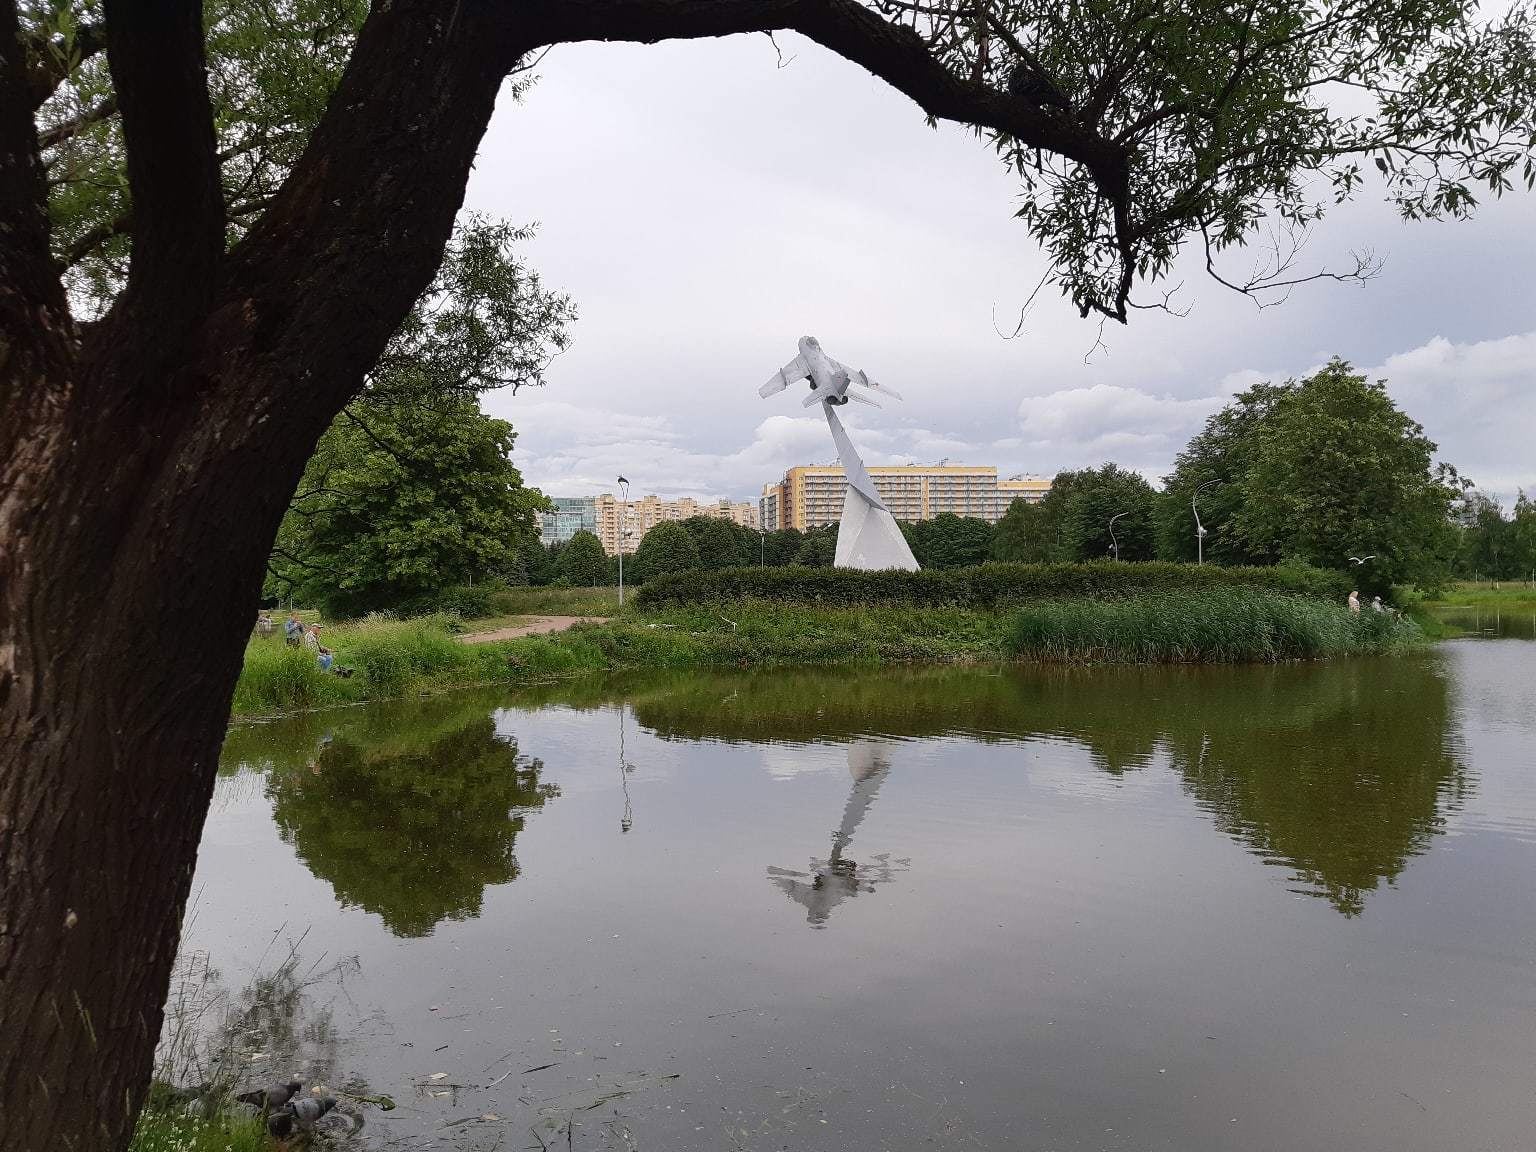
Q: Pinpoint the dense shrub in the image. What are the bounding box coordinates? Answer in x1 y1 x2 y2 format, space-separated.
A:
634 559 1352 609
393 582 500 620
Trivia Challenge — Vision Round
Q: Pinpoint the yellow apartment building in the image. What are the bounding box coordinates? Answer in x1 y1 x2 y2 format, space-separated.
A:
759 465 1051 532
594 493 760 556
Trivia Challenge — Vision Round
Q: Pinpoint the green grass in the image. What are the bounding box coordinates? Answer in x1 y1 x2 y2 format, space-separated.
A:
1006 587 1420 664
1422 580 1536 608
129 1109 266 1152
487 584 625 617
231 590 1426 717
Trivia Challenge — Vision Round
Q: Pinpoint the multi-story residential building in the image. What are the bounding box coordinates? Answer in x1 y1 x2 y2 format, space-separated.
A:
538 496 598 547
759 465 1051 532
589 493 760 556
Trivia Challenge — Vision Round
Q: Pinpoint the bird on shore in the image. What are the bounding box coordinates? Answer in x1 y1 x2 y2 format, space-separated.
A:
267 1094 338 1140
235 1079 302 1111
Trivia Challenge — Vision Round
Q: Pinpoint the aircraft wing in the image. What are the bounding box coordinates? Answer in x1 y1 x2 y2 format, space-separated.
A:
760 354 810 398
802 389 829 408
840 363 902 402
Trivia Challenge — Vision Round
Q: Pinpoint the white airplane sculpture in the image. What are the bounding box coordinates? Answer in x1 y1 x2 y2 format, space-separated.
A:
760 337 920 572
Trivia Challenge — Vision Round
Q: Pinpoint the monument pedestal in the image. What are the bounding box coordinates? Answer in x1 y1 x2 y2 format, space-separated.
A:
824 406 919 572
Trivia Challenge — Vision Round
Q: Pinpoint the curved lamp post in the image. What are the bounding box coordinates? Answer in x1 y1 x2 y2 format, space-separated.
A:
1193 479 1220 566
616 475 630 606
1108 511 1131 562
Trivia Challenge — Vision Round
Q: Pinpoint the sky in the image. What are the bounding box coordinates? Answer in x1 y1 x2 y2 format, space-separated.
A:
464 32 1536 508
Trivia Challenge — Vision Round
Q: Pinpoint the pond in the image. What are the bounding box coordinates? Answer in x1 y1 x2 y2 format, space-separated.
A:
201 638 1536 1151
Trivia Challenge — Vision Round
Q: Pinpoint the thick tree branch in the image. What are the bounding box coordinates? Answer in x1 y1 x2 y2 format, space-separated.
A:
1 0 72 372
97 0 223 385
521 0 1130 202
24 19 107 109
38 94 118 150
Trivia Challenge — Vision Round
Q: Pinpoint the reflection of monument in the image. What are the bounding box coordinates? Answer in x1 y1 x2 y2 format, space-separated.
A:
767 741 910 927
759 336 920 571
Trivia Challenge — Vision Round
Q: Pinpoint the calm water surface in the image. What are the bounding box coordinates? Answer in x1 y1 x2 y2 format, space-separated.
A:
201 640 1536 1151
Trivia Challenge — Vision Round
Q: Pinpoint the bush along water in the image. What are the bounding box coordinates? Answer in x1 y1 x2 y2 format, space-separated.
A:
634 559 1352 610
1005 588 1419 664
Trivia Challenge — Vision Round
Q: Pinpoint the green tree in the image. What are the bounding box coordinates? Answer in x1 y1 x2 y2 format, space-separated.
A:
1155 382 1284 565
1512 492 1536 584
991 498 1053 562
763 528 804 567
265 397 547 615
680 515 755 570
11 0 1536 1144
792 527 838 567
630 521 702 582
555 531 610 587
1230 360 1461 592
1054 464 1158 561
904 513 996 568
1454 491 1514 579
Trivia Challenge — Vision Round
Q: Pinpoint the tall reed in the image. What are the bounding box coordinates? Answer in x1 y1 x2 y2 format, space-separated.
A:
1006 588 1417 664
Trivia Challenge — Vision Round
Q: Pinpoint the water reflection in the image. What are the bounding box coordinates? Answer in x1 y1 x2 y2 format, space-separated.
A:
767 741 909 927
229 694 559 937
621 659 1465 916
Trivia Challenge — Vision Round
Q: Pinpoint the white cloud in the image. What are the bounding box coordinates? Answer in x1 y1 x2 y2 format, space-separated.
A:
1370 332 1536 501
1013 384 1224 477
461 34 1536 507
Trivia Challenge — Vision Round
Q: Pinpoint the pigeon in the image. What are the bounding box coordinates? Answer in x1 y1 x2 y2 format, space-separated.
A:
235 1079 301 1110
268 1095 338 1138
1006 61 1070 111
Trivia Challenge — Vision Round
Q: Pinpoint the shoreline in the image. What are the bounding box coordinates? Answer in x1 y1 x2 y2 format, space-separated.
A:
230 590 1422 721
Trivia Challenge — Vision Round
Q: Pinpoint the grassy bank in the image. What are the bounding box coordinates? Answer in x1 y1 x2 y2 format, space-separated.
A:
130 1109 265 1152
1007 588 1418 664
232 586 1421 718
230 606 1011 716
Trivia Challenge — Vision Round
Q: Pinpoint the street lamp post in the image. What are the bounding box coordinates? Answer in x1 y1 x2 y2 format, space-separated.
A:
1193 479 1220 566
616 476 630 606
1108 511 1130 562
759 527 766 568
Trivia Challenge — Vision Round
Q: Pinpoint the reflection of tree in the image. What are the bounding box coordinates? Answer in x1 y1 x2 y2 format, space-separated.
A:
609 661 1464 917
768 742 909 928
266 715 558 937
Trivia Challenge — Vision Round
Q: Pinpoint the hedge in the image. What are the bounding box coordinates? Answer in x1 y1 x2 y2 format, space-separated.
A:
632 560 1353 610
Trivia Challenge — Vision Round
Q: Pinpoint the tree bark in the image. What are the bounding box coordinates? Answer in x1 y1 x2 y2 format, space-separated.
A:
1 2 533 1148
2 1 1132 1148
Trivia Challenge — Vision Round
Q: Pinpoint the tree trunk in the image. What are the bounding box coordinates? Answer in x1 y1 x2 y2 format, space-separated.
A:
1 0 1123 1147
0 3 533 1146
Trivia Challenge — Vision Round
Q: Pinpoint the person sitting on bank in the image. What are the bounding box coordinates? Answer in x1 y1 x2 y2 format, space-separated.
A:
284 611 304 645
1371 595 1385 613
256 611 275 638
305 624 335 672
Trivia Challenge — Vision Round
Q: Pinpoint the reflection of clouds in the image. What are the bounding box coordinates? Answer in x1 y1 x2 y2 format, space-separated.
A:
759 743 842 781
1024 739 1173 803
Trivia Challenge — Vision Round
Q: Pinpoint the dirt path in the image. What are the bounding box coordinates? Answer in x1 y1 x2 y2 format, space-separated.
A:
457 615 605 643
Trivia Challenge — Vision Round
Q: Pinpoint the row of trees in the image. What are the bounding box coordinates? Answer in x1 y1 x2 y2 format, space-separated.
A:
996 360 1469 595
275 358 1491 607
1455 492 1536 581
